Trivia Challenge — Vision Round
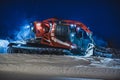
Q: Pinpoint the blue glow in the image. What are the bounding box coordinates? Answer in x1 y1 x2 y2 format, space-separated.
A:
76 27 81 31
70 33 75 42
71 33 75 37
24 25 30 29
70 24 76 28
0 40 9 53
0 40 9 47
70 24 74 27
31 27 34 30
15 24 35 40
17 44 21 47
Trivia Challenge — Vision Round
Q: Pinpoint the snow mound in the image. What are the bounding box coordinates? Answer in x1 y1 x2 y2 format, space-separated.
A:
0 40 9 53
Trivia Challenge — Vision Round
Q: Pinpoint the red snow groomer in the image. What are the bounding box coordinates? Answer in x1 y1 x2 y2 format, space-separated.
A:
7 18 94 54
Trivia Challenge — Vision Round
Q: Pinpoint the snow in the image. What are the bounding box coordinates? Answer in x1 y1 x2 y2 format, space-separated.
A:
0 54 119 79
84 43 94 57
0 40 9 53
15 25 35 40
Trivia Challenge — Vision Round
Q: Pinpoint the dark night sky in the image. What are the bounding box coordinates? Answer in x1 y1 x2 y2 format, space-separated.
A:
0 0 120 49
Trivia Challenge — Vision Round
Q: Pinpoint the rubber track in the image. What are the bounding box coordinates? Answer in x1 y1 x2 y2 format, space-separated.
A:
7 45 71 55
